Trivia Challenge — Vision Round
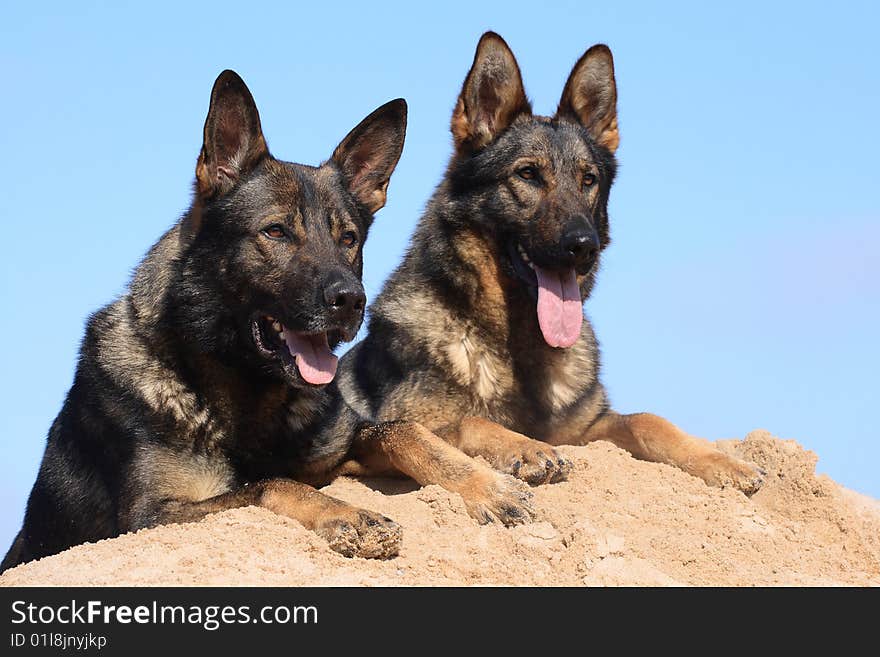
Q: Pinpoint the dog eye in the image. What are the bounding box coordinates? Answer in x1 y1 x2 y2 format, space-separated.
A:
340 231 358 249
583 174 597 189
262 224 287 240
517 166 539 181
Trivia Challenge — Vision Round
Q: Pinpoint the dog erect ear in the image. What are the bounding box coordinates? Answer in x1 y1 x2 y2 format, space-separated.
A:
332 98 407 214
557 45 619 153
196 70 269 198
451 32 531 154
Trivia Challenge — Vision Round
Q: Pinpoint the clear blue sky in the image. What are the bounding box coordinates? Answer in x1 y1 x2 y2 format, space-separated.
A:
1 1 878 551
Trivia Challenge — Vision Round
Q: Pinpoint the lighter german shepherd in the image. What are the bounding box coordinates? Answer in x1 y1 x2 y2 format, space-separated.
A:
339 32 766 494
2 69 536 572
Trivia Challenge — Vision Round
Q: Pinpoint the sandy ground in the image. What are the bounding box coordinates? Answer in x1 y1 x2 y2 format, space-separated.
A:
2 430 878 586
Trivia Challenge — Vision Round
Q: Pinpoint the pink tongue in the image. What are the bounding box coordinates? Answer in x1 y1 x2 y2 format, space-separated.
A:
281 329 338 385
534 265 583 348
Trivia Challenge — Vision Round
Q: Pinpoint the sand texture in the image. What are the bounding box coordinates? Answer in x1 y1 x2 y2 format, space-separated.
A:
3 431 878 587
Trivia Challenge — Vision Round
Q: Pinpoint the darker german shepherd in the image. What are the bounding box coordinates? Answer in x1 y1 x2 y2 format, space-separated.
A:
340 32 766 493
2 70 536 572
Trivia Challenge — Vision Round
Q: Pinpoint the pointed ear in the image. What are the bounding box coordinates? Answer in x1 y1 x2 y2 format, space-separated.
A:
332 98 407 214
195 70 269 198
451 31 531 154
557 44 619 153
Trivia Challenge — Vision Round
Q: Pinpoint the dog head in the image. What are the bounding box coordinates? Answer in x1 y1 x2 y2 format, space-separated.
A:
447 32 618 348
181 71 406 387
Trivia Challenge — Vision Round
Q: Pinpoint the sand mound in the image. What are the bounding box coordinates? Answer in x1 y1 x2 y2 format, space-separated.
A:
2 431 878 586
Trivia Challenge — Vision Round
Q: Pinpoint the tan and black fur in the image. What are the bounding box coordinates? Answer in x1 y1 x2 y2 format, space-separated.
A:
1 70 536 572
340 33 766 494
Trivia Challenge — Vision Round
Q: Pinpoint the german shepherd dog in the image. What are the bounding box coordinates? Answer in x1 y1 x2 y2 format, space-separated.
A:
2 70 536 572
340 32 766 494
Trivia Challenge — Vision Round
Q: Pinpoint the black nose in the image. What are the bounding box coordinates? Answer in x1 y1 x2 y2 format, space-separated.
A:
561 225 599 268
323 277 366 322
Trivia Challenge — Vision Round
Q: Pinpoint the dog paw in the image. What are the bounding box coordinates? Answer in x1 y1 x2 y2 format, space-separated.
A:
501 443 573 485
316 510 402 559
693 452 766 496
461 471 537 527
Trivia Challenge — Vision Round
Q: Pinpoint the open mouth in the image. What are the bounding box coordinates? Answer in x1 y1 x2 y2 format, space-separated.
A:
251 315 339 385
507 241 583 349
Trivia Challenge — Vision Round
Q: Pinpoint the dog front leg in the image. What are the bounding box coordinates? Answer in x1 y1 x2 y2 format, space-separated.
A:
132 478 401 559
351 421 536 526
435 416 572 485
551 411 765 494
